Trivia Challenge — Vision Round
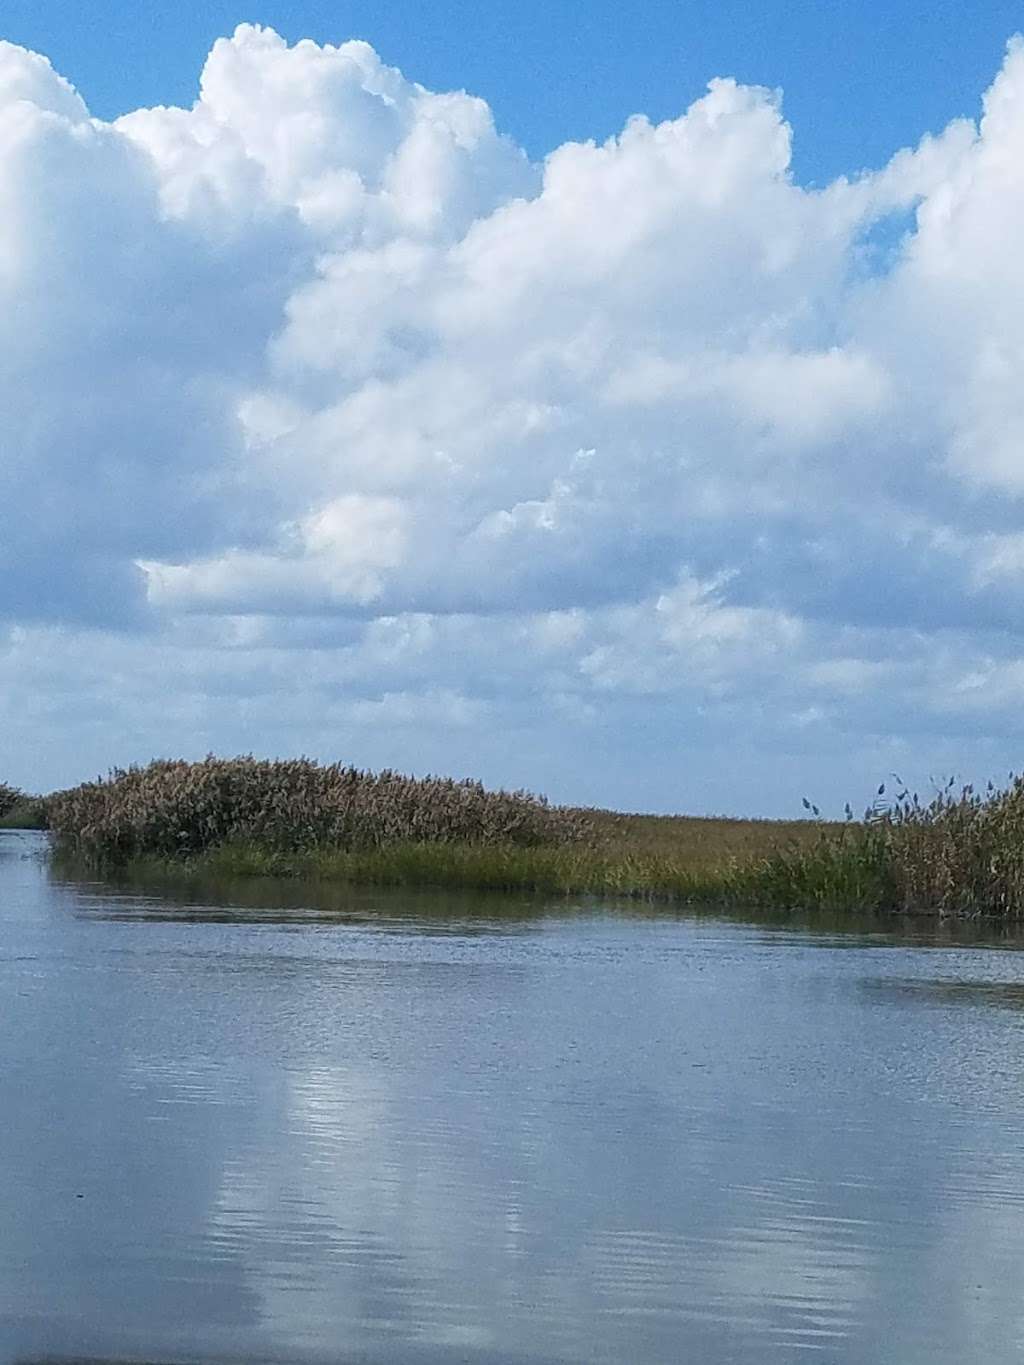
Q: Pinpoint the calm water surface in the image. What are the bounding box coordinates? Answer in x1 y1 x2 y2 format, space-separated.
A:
3 829 1024 1363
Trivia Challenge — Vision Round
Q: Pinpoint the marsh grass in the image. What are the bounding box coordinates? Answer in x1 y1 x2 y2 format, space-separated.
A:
578 809 826 867
861 776 1024 917
0 794 49 829
45 756 1024 917
48 757 835 903
48 756 589 863
110 820 851 907
115 839 748 901
106 793 1024 918
730 776 1024 918
0 781 22 822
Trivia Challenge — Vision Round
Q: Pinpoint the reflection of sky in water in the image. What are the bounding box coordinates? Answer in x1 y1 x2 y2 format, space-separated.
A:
4 829 1024 1362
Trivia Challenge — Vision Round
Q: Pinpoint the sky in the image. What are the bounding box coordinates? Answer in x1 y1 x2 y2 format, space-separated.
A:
2 3 1024 815
2 0 1022 182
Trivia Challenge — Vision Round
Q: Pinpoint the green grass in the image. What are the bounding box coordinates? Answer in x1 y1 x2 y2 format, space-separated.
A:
578 808 829 867
104 812 1006 918
109 817 859 910
44 756 864 910
44 756 1024 918
0 796 48 829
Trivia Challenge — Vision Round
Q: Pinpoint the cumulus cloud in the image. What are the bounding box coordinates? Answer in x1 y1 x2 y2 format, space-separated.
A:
3 24 1024 807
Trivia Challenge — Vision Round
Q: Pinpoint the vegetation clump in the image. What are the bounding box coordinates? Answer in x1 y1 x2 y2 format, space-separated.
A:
42 757 1024 919
0 794 50 829
48 756 589 865
867 777 1024 917
0 781 21 820
738 777 1024 918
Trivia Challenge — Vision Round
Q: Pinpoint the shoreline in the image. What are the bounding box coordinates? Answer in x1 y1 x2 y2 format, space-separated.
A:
48 838 1012 925
49 825 908 916
33 754 1024 919
22 823 1014 922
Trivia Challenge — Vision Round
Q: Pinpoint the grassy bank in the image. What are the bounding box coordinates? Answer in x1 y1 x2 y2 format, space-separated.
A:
44 757 842 907
0 782 47 830
0 797 48 830
99 812 874 911
47 756 586 860
100 818 969 917
116 824 831 903
42 757 1024 917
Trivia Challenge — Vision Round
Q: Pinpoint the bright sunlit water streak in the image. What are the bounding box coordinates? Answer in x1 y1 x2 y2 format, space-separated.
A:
3 829 1024 1362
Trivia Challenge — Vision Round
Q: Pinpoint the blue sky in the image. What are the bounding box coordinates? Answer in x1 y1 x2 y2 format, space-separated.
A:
2 5 1024 814
4 0 1021 182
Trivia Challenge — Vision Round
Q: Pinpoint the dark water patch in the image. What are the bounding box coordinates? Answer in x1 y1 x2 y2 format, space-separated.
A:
50 857 580 936
865 975 1024 1012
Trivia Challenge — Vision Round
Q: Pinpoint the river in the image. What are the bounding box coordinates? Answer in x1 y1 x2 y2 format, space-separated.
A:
3 828 1024 1362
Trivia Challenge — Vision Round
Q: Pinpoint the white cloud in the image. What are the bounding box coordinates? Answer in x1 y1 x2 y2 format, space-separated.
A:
116 24 534 245
0 39 87 122
144 494 409 613
3 24 1024 810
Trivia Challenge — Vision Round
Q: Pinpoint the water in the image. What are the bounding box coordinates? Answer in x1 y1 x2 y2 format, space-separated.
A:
3 829 1024 1363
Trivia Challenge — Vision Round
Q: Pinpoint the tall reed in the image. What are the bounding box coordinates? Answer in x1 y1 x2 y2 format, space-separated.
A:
740 777 1024 917
48 756 589 865
865 777 1024 917
46 758 1024 918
